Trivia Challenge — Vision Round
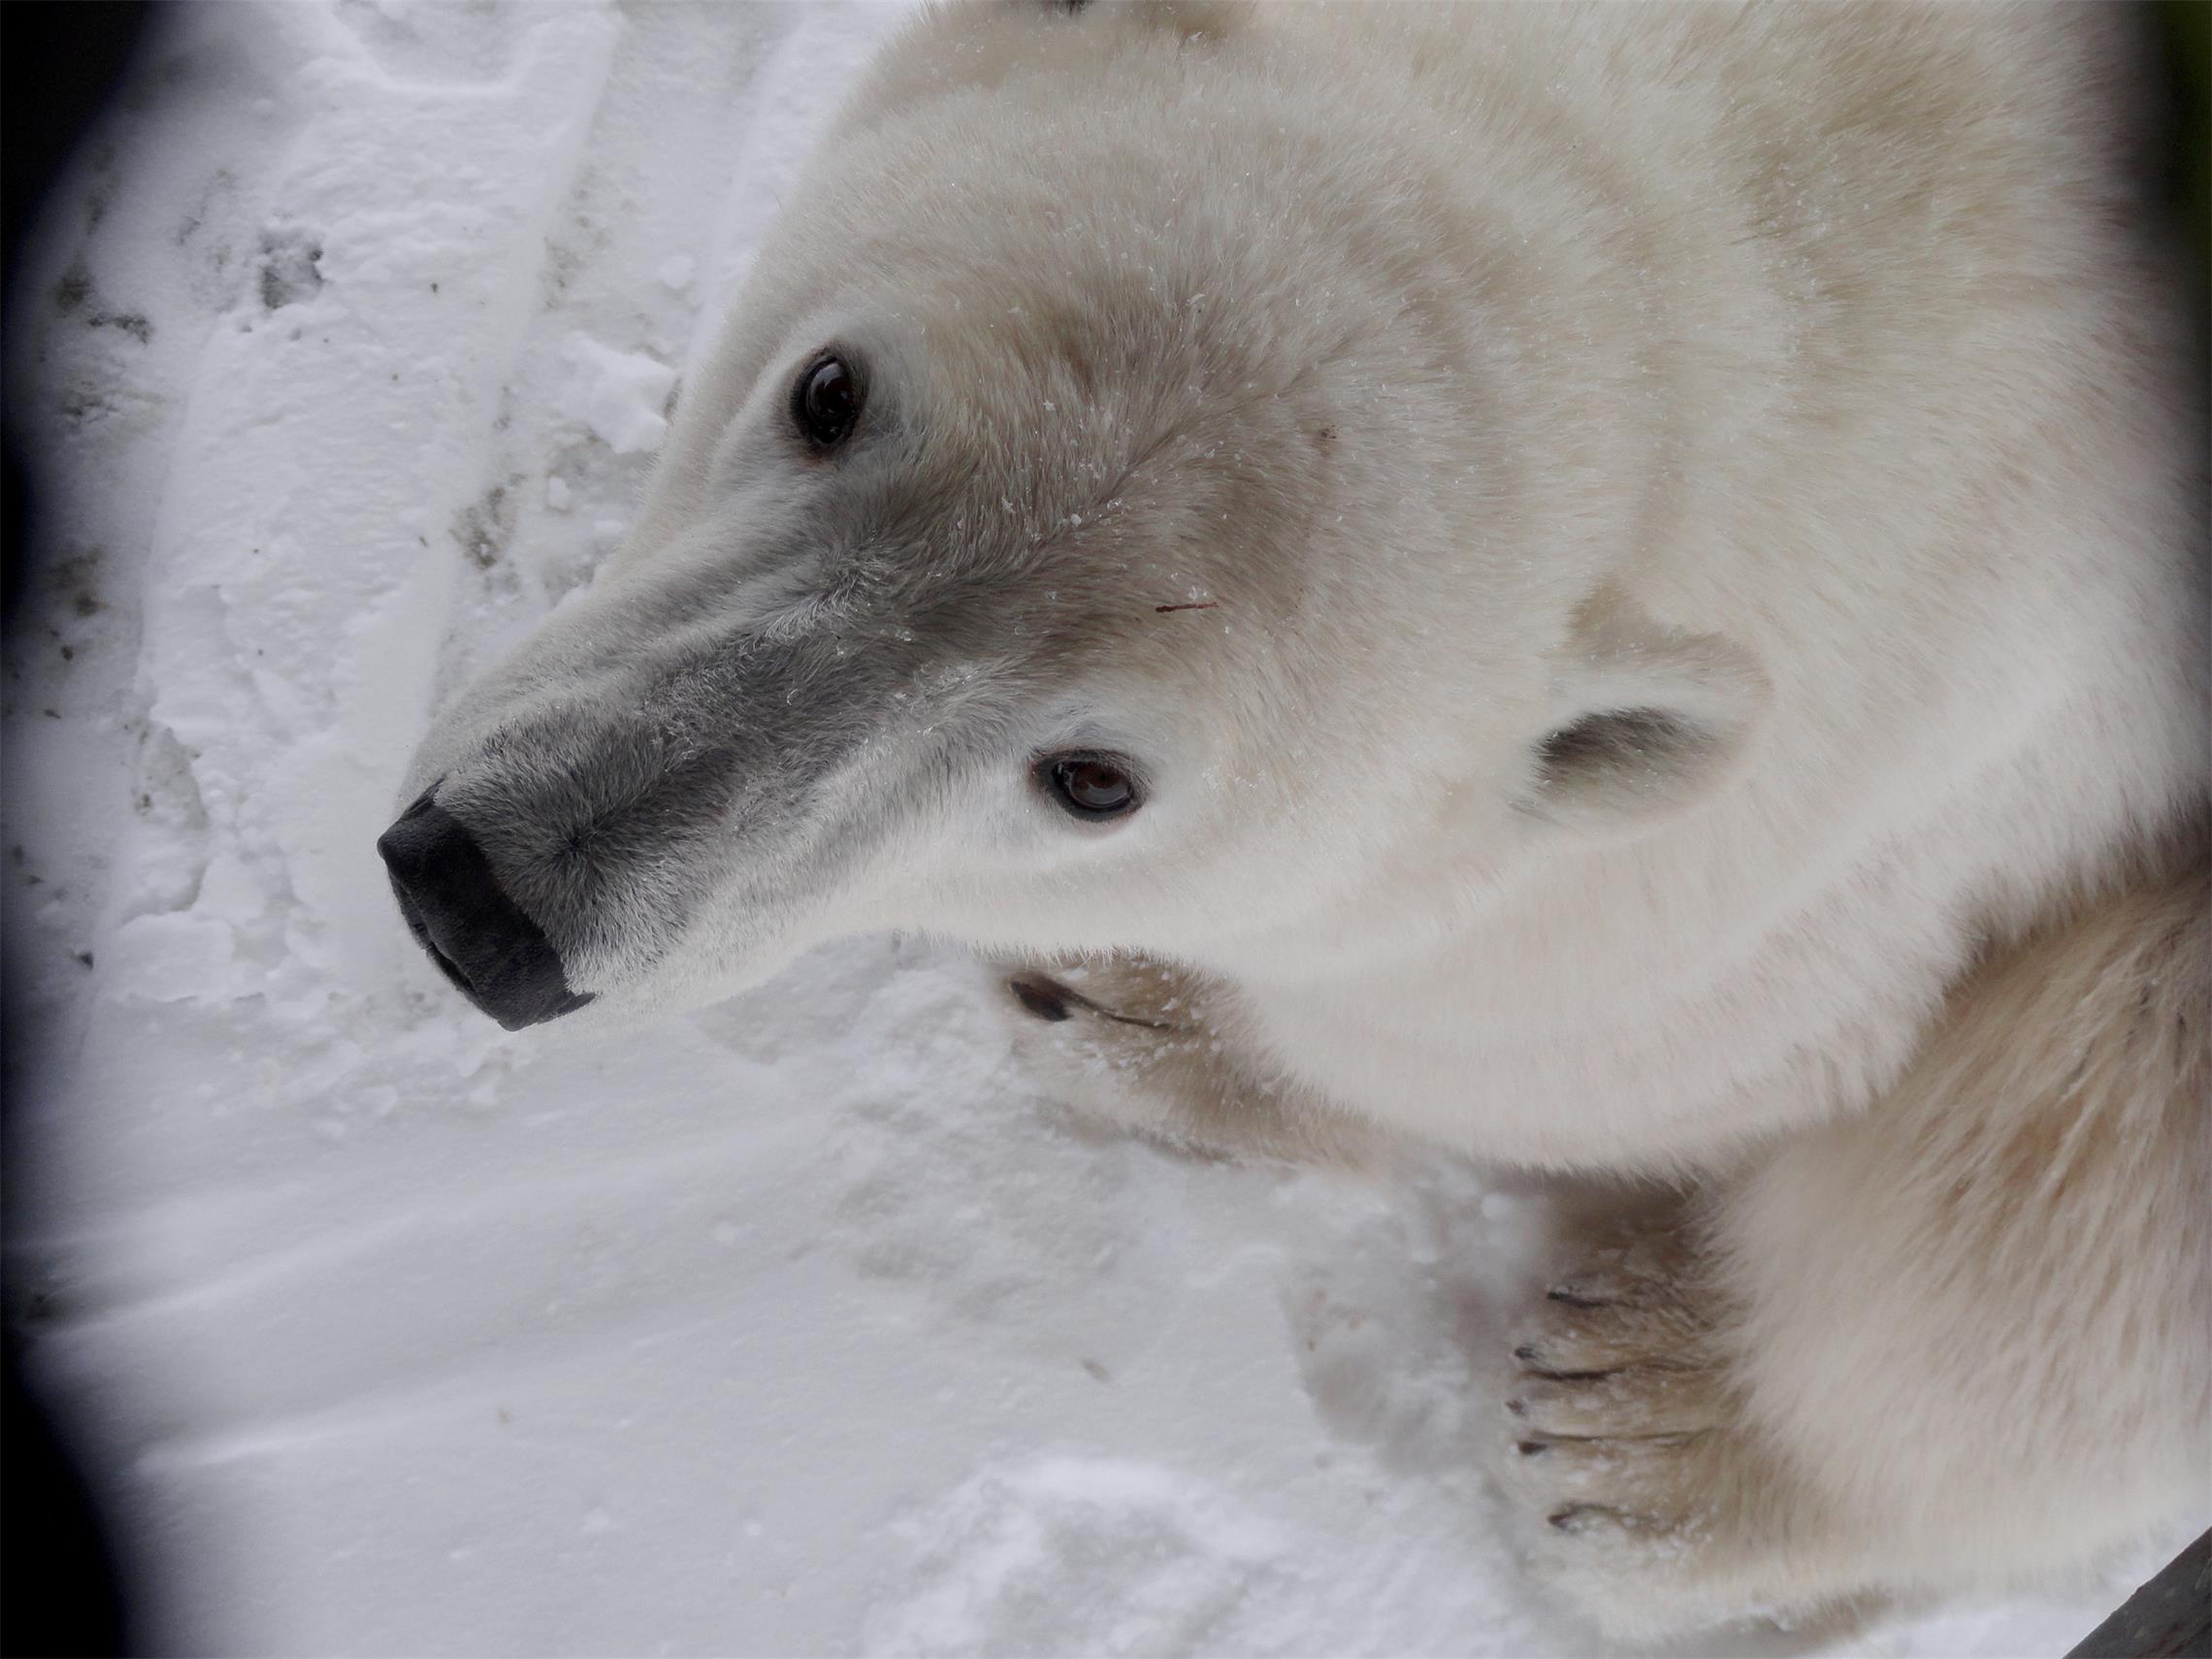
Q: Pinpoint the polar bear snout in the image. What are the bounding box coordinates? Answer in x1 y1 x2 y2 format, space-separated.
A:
376 789 595 1031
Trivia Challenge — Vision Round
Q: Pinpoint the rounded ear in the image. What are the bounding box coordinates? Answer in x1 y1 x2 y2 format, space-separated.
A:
1529 584 1770 831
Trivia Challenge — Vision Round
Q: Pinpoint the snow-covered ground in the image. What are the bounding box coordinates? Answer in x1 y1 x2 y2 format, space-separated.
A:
2 4 2175 1653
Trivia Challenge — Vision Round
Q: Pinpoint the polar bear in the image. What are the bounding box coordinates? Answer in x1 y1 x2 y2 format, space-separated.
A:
378 1 2209 1638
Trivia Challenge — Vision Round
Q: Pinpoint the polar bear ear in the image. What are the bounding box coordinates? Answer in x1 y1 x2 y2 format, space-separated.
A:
1529 584 1769 830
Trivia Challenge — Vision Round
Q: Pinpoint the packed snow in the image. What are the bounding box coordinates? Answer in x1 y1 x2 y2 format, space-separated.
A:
3 4 2174 1653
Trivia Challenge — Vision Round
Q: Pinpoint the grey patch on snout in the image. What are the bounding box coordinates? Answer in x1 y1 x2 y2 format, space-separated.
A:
434 654 853 980
406 521 1025 995
453 729 742 958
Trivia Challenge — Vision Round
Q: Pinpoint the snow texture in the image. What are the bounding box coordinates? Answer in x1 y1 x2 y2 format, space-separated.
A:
1 4 2167 1653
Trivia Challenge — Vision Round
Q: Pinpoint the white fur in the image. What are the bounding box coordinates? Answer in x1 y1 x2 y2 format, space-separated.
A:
403 1 2208 1637
591 0 2202 1165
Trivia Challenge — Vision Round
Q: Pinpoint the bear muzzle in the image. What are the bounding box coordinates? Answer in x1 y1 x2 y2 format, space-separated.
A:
376 789 594 1031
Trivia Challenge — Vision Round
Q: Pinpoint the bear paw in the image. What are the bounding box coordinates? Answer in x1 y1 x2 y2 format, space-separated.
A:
1495 1232 1826 1639
991 955 1373 1167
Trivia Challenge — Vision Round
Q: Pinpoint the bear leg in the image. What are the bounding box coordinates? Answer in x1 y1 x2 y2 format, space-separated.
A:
1500 863 2210 1638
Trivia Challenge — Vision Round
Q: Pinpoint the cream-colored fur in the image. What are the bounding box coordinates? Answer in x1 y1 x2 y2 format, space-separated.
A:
398 0 2208 1637
939 0 2209 1637
1015 854 2209 1636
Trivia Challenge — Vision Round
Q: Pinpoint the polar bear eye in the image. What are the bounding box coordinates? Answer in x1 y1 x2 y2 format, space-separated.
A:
792 352 862 450
1037 752 1142 820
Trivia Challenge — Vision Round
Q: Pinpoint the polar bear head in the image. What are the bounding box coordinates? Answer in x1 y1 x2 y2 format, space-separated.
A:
380 0 1765 1029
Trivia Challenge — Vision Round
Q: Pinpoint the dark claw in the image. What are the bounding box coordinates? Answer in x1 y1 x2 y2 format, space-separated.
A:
1505 1397 1527 1417
1007 976 1072 1022
1545 1285 1612 1310
1550 1503 1644 1535
1513 1345 1620 1383
1516 1440 1548 1457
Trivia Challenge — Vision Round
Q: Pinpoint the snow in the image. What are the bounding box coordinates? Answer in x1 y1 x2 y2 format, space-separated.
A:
1 3 2171 1653
558 332 678 456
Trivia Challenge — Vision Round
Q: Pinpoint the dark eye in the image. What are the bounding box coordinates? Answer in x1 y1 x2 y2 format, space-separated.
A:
792 352 862 449
1038 752 1142 820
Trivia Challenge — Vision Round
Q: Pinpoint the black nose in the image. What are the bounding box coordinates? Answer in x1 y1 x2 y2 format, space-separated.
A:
376 791 593 1031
